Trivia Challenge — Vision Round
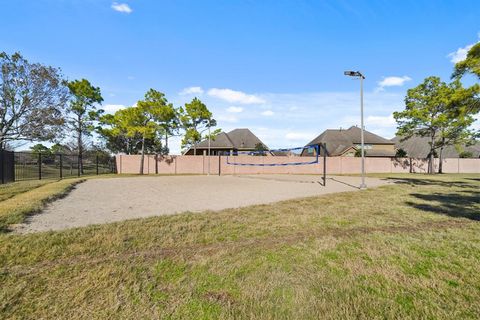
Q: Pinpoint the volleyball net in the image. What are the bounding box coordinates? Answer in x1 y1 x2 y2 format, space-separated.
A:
224 143 327 186
225 144 321 166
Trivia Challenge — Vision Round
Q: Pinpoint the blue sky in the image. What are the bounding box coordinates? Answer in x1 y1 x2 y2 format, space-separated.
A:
1 0 479 153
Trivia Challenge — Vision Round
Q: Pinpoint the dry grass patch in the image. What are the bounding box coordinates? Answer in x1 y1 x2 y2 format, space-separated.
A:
0 180 53 202
0 174 479 319
0 179 84 232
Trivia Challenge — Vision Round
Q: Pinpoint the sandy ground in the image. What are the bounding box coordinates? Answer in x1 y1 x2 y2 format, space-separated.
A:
17 175 389 233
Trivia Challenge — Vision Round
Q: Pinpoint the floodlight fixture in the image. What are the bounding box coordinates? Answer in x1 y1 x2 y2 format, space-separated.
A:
344 70 365 79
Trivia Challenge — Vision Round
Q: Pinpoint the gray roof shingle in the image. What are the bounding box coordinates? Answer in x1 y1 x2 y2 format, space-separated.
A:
393 135 480 158
306 126 394 156
192 128 266 150
194 132 234 149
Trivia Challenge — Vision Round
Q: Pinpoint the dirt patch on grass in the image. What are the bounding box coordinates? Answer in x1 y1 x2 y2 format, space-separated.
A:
1 179 85 233
17 175 389 233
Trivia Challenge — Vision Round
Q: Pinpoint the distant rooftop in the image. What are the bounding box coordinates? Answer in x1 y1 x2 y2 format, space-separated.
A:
192 128 266 150
306 126 395 156
392 135 480 158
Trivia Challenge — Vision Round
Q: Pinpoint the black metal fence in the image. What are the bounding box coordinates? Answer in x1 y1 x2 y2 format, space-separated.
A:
0 150 116 184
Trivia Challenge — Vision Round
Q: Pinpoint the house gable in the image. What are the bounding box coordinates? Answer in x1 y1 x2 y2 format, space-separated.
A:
185 128 267 155
305 126 395 157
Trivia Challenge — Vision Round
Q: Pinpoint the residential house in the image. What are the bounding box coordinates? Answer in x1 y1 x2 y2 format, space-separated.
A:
392 136 480 158
184 128 268 155
302 126 396 157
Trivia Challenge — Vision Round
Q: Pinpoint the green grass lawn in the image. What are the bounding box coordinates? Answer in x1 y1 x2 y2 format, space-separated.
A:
1 174 480 319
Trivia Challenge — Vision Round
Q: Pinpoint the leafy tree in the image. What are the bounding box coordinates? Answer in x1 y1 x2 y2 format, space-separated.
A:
452 42 480 124
254 142 268 156
180 98 217 154
84 145 113 164
50 143 72 154
67 79 103 173
99 111 166 156
30 143 51 154
0 52 68 149
453 42 480 80
395 148 407 158
115 107 155 174
99 113 138 154
459 150 474 158
354 148 366 157
140 89 179 154
394 77 480 173
112 91 174 174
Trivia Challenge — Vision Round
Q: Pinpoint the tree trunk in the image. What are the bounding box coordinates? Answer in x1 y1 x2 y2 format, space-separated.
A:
165 132 169 155
428 134 435 174
438 137 445 174
77 115 83 174
139 134 145 175
193 125 198 156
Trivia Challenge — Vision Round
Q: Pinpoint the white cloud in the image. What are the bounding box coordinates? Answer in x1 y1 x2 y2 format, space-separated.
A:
261 110 274 116
448 44 475 63
376 76 412 92
285 132 315 141
127 76 135 80
217 115 239 123
103 104 126 114
179 86 204 95
167 90 405 154
226 106 243 113
365 114 396 128
111 2 132 13
447 34 480 63
208 88 265 104
472 114 480 131
448 44 474 63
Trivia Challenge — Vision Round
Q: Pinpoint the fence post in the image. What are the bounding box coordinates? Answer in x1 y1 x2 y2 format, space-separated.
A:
77 155 80 177
96 155 99 175
0 149 4 184
38 153 42 180
59 154 63 179
323 143 327 186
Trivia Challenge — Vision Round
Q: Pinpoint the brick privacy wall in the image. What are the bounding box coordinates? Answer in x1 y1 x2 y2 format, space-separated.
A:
115 155 480 175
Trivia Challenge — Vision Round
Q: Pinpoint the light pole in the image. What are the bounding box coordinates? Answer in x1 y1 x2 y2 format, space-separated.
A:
208 118 211 176
344 70 367 189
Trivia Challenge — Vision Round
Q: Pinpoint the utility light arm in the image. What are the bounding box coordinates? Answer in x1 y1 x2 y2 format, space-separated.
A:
344 71 365 79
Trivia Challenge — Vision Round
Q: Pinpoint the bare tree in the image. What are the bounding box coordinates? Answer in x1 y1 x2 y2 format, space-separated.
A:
0 52 68 149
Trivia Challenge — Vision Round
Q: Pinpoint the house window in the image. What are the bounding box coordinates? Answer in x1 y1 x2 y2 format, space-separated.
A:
355 144 373 149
